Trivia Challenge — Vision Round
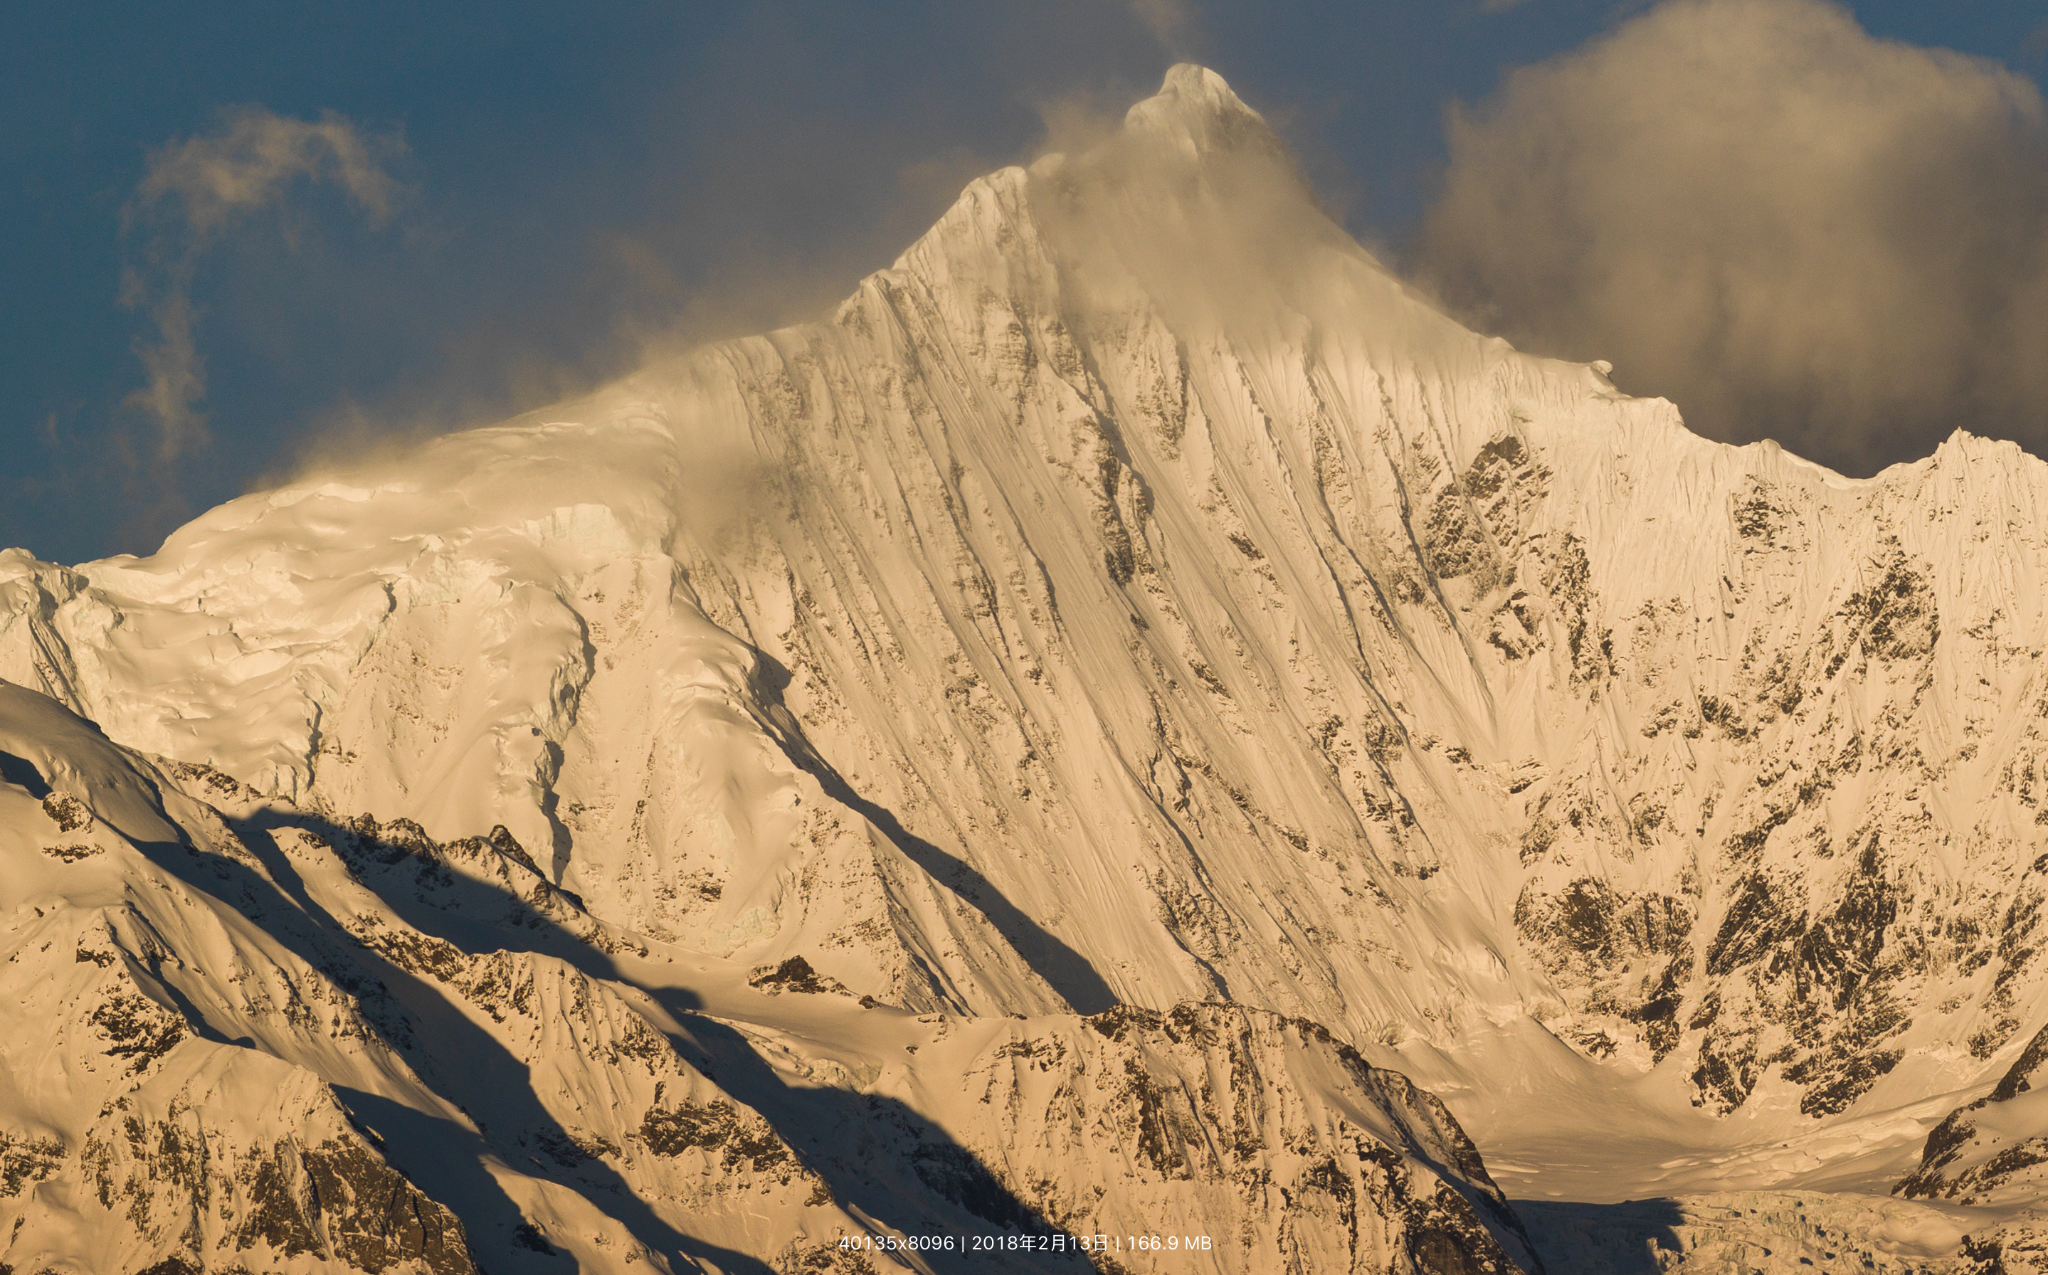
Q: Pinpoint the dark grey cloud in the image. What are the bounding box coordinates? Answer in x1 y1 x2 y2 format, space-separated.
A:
1415 0 2048 475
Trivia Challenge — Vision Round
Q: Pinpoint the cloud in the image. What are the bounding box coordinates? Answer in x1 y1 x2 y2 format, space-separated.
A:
133 108 398 236
1128 0 1196 54
1022 66 1378 354
120 288 206 458
1414 0 2048 475
121 108 402 459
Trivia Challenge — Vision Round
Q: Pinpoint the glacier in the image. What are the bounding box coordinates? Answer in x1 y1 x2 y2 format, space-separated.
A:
1 62 2045 1271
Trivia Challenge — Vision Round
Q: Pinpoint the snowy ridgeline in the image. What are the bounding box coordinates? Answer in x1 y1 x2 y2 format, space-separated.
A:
2 63 2048 1272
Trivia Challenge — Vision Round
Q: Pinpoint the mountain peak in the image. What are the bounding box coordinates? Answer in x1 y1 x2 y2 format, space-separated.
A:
1143 64 1250 116
1123 63 1273 157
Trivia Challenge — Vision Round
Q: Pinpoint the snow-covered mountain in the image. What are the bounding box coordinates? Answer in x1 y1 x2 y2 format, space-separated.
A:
0 681 1534 1273
5 63 2048 1271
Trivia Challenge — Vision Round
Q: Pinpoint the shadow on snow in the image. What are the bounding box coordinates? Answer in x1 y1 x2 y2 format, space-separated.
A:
1510 1198 1685 1275
131 801 1094 1273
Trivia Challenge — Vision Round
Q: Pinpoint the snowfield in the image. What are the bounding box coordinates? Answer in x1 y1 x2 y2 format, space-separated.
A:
3 64 2047 1272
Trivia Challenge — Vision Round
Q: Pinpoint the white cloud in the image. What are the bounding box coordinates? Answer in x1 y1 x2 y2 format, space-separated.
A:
1415 0 2048 474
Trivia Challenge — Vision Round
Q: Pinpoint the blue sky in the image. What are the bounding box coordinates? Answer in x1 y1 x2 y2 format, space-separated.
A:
3 2 2043 562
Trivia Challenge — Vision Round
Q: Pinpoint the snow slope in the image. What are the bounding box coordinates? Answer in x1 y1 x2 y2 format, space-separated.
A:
0 681 1531 1273
5 62 2048 1268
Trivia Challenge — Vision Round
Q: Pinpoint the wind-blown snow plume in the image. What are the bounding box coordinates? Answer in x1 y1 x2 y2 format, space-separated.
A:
1128 0 1197 53
1417 0 2048 475
121 108 402 459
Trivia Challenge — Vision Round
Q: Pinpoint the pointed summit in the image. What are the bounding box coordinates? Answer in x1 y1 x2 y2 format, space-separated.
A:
1123 64 1277 158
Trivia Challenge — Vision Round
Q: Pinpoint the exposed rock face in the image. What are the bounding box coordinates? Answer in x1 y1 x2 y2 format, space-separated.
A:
932 1003 1543 1274
1901 1023 2048 1209
0 685 483 1275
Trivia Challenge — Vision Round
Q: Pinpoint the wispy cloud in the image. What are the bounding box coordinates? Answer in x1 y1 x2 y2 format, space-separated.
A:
121 108 403 459
120 288 205 457
1129 0 1197 56
133 109 398 236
